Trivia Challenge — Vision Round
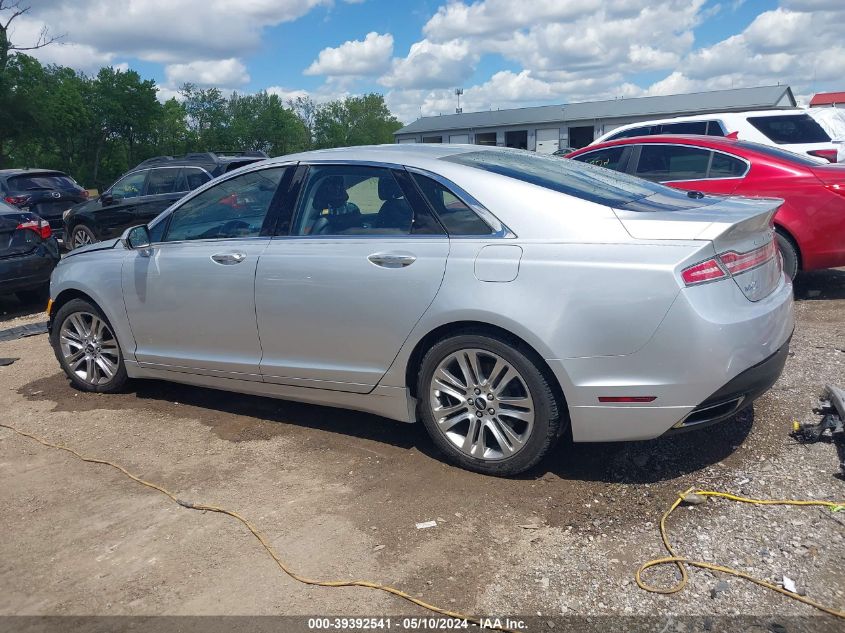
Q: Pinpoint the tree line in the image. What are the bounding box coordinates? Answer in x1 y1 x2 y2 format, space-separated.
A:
0 53 404 190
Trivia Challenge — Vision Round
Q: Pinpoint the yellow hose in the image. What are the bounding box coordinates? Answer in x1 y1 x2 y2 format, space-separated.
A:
0 422 514 632
636 487 845 619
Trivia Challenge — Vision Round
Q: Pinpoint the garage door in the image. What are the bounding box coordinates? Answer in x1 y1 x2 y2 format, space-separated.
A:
449 134 469 144
535 128 560 154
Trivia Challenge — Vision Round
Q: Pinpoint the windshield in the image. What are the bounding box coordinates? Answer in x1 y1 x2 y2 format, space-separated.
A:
442 148 691 207
7 173 77 191
746 114 830 144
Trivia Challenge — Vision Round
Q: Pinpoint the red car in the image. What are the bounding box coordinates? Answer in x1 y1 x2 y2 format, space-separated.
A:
566 135 845 278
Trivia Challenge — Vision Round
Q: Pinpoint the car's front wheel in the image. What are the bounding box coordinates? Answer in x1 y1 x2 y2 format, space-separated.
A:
50 298 128 393
417 334 563 476
70 224 97 250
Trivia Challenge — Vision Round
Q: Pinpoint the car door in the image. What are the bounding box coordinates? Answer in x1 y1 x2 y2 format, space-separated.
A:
254 163 449 393
632 144 746 195
96 170 149 239
122 165 288 378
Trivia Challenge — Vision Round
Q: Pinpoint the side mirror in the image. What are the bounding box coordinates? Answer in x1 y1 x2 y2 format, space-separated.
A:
101 193 115 206
121 224 152 254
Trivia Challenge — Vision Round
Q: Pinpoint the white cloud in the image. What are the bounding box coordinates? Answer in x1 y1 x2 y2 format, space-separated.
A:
165 58 250 88
380 38 479 89
305 32 393 77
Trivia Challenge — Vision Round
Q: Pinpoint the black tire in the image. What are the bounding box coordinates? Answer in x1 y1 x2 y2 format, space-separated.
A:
775 230 799 280
417 333 563 476
16 283 50 305
69 224 97 250
50 298 128 393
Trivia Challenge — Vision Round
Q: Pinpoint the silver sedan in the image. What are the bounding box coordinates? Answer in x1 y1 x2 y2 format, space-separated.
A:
47 145 794 475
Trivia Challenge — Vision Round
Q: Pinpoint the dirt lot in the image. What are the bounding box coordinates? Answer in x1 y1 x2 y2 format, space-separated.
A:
1 271 844 631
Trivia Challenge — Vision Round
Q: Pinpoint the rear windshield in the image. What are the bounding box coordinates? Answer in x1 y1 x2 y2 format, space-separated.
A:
442 149 690 207
6 172 77 191
735 140 824 167
746 114 830 144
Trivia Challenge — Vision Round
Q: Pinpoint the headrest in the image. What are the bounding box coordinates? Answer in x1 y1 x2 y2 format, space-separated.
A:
313 176 348 209
378 176 403 201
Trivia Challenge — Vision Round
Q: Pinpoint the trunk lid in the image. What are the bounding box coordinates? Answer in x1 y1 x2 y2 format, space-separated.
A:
614 193 783 301
0 212 40 258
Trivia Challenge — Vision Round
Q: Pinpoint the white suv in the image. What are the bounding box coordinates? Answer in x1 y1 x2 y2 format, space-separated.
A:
591 109 840 163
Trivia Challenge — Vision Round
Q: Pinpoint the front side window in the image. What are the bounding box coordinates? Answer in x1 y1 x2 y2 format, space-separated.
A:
412 173 491 235
145 168 181 195
292 166 418 236
571 146 628 171
163 167 284 242
609 125 652 140
635 145 711 181
746 114 830 144
109 171 147 200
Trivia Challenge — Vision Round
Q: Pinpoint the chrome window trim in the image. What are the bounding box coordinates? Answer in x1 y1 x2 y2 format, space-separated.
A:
630 142 751 182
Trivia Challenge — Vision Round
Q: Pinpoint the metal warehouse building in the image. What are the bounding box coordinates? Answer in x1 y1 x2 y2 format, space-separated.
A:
393 85 797 153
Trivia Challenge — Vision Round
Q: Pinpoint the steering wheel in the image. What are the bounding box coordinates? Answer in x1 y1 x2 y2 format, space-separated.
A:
218 219 250 237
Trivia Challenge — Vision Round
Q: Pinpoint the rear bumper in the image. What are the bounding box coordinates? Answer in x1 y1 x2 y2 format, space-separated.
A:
554 272 794 442
665 336 791 434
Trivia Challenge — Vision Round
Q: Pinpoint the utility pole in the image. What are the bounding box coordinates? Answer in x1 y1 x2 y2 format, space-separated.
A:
455 88 463 114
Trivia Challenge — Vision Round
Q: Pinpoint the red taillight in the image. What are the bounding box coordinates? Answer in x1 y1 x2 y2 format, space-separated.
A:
16 219 52 239
825 183 845 198
719 240 777 276
80 189 90 200
681 239 777 287
807 149 838 163
5 195 29 206
681 258 728 286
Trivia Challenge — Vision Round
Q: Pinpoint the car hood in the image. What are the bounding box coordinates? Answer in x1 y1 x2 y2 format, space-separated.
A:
64 238 121 258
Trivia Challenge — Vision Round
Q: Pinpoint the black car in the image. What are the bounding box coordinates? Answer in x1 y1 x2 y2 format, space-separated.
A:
0 169 89 240
0 202 61 302
63 151 268 249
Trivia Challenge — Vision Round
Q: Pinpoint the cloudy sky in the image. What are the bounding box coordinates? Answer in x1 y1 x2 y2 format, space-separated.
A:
12 0 845 123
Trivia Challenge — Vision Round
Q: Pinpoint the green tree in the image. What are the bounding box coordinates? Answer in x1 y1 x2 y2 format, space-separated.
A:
313 93 402 149
228 91 308 156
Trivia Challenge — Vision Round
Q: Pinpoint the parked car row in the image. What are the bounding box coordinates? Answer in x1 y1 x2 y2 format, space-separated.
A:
566 135 845 279
0 151 267 300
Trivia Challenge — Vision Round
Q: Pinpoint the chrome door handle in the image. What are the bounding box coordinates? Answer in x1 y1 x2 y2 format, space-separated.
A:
211 252 247 265
368 253 416 268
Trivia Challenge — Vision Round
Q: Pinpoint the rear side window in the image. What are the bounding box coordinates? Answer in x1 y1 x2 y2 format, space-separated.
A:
145 168 181 195
182 168 211 191
706 121 725 136
735 140 823 167
443 149 669 207
7 173 76 190
660 121 708 135
635 145 710 181
411 173 491 235
709 153 747 178
746 114 830 144
571 146 629 171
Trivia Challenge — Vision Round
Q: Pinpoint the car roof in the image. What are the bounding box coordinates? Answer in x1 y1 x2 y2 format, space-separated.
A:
262 143 503 169
0 168 68 176
579 134 741 151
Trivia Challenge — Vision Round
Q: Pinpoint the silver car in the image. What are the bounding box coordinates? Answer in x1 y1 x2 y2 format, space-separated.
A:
47 145 794 476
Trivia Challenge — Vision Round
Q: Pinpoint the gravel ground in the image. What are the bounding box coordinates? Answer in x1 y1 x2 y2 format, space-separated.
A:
0 271 843 632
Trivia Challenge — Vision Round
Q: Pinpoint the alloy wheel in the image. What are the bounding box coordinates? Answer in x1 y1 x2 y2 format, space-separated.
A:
59 311 121 385
72 228 94 248
428 348 535 461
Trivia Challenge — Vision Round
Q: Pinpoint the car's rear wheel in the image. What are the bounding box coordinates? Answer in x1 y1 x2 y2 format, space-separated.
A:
50 298 127 393
417 334 562 476
70 224 97 250
775 230 799 280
